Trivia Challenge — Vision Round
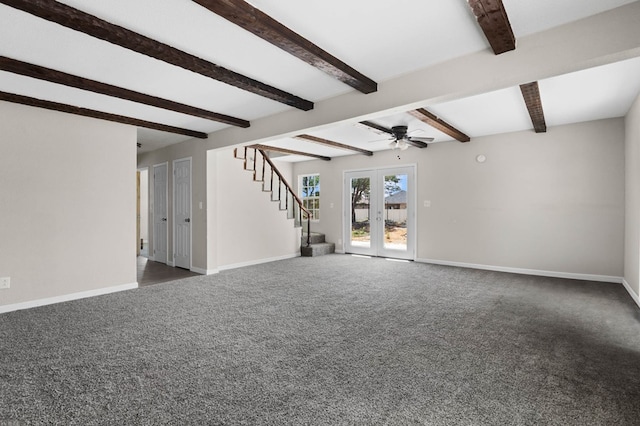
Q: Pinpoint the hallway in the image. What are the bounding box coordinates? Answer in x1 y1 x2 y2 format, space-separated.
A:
137 256 199 287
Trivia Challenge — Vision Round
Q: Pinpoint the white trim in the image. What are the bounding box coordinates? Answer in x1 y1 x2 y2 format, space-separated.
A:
416 258 623 284
0 282 138 314
167 260 175 267
191 266 219 275
137 166 150 259
622 279 640 309
218 253 299 271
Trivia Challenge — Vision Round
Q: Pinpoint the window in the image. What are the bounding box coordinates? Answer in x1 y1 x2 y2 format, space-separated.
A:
300 174 320 220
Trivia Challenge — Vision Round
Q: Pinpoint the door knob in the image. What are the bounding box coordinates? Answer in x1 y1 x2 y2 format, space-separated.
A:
185 218 190 223
161 218 167 222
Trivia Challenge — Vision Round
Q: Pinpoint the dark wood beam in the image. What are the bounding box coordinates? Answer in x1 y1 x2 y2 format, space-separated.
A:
248 144 331 161
408 108 471 143
519 81 547 133
467 0 516 55
193 0 377 94
1 0 313 111
295 134 373 156
0 56 250 128
0 91 208 139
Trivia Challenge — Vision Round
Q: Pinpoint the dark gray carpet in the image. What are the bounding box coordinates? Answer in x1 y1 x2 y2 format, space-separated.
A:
1 254 639 425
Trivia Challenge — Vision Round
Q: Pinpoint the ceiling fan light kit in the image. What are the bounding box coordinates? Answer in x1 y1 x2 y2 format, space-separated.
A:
389 139 409 150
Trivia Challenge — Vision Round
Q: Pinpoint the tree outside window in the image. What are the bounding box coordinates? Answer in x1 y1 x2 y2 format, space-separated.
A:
300 174 320 220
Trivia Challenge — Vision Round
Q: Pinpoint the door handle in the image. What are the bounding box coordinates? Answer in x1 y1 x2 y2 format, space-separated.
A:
161 218 167 222
185 218 190 223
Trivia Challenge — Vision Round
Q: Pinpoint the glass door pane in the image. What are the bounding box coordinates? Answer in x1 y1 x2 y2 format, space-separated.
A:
350 176 371 248
383 173 408 252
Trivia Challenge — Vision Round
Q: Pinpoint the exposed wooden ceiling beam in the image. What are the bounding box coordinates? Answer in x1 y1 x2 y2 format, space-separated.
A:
0 91 208 139
1 0 313 111
467 0 516 55
519 81 547 133
192 0 377 95
248 144 331 161
295 134 373 156
408 108 471 143
0 56 250 128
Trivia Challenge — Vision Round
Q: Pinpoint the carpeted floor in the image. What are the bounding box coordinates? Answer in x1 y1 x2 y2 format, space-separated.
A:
1 254 639 425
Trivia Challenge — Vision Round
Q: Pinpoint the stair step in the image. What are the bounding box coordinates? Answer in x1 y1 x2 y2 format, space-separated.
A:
301 232 326 245
301 242 335 257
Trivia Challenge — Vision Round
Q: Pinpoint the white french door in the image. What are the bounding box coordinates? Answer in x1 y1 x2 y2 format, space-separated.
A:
153 163 168 264
173 158 191 270
344 166 415 260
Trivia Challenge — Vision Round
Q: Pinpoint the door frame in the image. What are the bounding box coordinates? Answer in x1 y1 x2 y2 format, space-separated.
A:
343 164 417 260
172 157 192 270
136 170 140 257
152 162 169 264
137 167 150 258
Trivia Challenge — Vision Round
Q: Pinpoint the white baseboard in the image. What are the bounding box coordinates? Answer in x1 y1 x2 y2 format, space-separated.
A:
218 253 299 271
0 282 138 314
191 266 218 275
622 279 640 309
167 260 175 267
415 258 622 284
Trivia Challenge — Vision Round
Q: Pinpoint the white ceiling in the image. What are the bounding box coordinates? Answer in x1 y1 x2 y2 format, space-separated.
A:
0 0 638 156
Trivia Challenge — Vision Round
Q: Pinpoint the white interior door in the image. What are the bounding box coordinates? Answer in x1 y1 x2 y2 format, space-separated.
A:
173 158 191 270
345 166 415 260
153 163 168 264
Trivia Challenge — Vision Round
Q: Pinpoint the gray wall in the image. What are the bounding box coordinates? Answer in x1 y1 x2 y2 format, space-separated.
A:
293 119 625 278
0 101 136 308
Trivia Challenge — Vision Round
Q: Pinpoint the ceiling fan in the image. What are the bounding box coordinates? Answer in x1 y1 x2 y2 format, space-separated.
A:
358 121 434 150
388 125 434 150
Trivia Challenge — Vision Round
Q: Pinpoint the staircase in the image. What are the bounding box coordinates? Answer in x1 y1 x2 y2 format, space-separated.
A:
234 146 335 257
301 232 335 257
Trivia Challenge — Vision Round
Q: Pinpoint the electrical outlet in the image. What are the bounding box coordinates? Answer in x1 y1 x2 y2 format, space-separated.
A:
0 277 10 289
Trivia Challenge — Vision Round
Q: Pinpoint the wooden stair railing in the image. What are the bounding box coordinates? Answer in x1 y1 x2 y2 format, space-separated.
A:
234 146 312 247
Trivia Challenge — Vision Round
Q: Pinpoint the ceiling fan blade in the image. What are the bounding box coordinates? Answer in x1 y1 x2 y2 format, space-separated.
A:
357 121 394 136
408 136 434 142
405 137 431 148
369 136 394 143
